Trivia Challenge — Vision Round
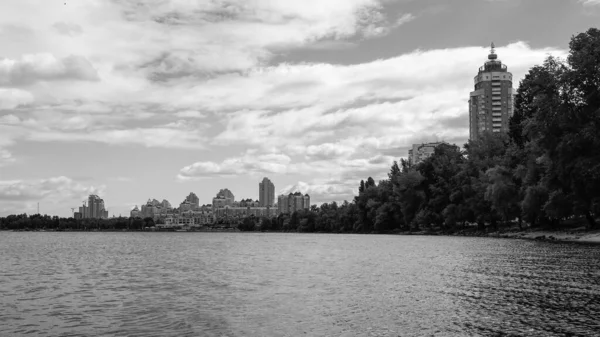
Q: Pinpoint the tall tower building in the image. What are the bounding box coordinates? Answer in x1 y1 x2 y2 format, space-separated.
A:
259 177 275 207
469 43 516 141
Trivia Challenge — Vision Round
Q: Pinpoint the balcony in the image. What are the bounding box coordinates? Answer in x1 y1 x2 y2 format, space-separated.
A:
492 82 502 86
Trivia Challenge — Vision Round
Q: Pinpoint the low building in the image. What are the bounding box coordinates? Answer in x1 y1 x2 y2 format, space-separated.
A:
408 142 448 166
213 205 278 222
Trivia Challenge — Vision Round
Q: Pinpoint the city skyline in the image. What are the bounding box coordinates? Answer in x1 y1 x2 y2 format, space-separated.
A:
1 0 599 217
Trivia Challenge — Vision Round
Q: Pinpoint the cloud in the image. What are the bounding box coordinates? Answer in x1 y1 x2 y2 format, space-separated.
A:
0 88 34 109
0 53 99 86
52 22 83 36
0 111 207 149
579 0 600 5
178 152 292 180
304 142 356 160
0 148 15 167
174 110 206 118
280 181 356 203
0 176 105 216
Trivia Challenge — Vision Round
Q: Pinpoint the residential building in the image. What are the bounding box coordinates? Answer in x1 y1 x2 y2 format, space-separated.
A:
408 141 447 166
277 192 310 214
259 177 275 207
213 205 278 222
212 188 235 209
141 198 170 219
79 194 109 219
469 43 516 141
130 205 141 218
277 194 289 214
180 193 198 210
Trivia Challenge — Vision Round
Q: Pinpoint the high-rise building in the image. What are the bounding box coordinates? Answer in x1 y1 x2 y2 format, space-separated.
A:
130 205 141 218
80 194 108 219
259 177 275 207
469 43 516 141
277 194 289 214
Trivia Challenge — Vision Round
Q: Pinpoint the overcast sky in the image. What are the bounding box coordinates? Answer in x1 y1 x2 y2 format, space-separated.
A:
1 0 599 217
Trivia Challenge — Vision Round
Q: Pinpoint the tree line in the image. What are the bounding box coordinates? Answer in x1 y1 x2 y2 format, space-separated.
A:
0 214 160 231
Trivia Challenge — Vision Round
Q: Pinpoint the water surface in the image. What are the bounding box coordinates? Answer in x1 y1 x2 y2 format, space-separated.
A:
1 232 599 336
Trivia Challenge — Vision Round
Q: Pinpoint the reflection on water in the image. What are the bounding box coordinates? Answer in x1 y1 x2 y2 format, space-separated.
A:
1 232 599 336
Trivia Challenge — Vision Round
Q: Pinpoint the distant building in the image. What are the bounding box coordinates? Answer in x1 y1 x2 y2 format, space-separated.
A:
161 199 172 209
164 207 213 228
259 177 275 207
408 141 460 166
79 194 109 219
130 205 141 218
277 192 310 214
408 142 446 166
469 43 516 141
180 193 198 210
141 198 170 219
213 205 278 222
212 188 235 209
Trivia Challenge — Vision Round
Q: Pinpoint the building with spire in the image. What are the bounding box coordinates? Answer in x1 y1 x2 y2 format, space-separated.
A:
469 43 516 141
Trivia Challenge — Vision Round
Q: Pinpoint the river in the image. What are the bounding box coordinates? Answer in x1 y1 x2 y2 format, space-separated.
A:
1 232 599 336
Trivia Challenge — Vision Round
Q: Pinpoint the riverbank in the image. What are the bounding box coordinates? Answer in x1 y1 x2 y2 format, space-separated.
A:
397 225 600 244
3 225 600 244
490 229 600 244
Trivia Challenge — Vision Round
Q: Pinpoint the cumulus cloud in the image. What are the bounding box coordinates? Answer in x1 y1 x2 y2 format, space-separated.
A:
0 148 15 167
280 181 356 203
0 88 34 109
178 152 292 180
0 53 99 86
174 110 206 119
579 0 600 5
52 22 83 36
0 176 105 216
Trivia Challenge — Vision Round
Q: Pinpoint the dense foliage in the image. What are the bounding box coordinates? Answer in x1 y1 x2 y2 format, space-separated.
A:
0 214 156 231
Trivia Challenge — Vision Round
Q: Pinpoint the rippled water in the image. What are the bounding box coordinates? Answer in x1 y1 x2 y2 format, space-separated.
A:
1 232 599 336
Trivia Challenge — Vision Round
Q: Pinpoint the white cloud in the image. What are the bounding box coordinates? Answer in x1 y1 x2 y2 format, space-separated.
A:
280 181 356 203
579 0 600 5
174 110 206 119
0 54 99 86
178 152 292 180
0 176 105 216
0 148 15 167
0 88 34 110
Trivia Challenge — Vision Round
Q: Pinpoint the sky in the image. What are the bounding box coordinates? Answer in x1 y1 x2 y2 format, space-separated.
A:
0 0 599 217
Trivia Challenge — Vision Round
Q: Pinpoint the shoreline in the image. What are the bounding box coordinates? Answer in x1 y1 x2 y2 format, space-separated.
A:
395 228 600 244
3 227 600 244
